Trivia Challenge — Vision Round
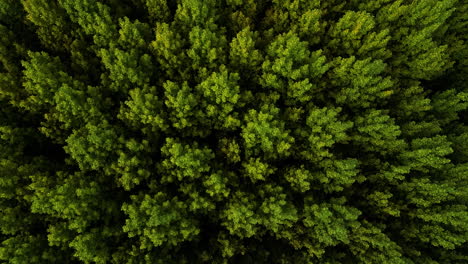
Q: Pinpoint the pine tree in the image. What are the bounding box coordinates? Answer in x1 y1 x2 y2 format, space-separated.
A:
0 0 467 263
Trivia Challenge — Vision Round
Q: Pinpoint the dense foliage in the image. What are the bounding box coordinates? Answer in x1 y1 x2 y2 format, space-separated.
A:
1 0 467 263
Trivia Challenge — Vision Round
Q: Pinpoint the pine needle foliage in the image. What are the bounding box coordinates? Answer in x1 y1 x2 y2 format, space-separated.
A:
0 0 467 263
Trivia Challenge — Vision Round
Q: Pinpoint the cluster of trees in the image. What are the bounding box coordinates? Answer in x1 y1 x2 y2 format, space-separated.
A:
0 0 467 263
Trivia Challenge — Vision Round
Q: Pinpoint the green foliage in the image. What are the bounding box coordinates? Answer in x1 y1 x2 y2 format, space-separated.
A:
260 31 329 104
297 106 353 162
122 192 200 248
1 0 467 263
241 104 295 159
329 56 393 108
144 0 170 23
327 10 391 59
229 27 263 72
353 109 406 154
303 197 360 251
158 137 214 183
21 0 73 52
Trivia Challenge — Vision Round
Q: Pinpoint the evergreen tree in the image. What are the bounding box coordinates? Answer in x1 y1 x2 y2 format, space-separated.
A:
0 0 467 263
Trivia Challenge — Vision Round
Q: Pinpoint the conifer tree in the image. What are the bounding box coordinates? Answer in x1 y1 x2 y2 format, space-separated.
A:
0 0 467 263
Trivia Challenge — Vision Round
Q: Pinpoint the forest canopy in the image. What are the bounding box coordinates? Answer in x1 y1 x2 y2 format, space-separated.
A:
0 0 467 263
